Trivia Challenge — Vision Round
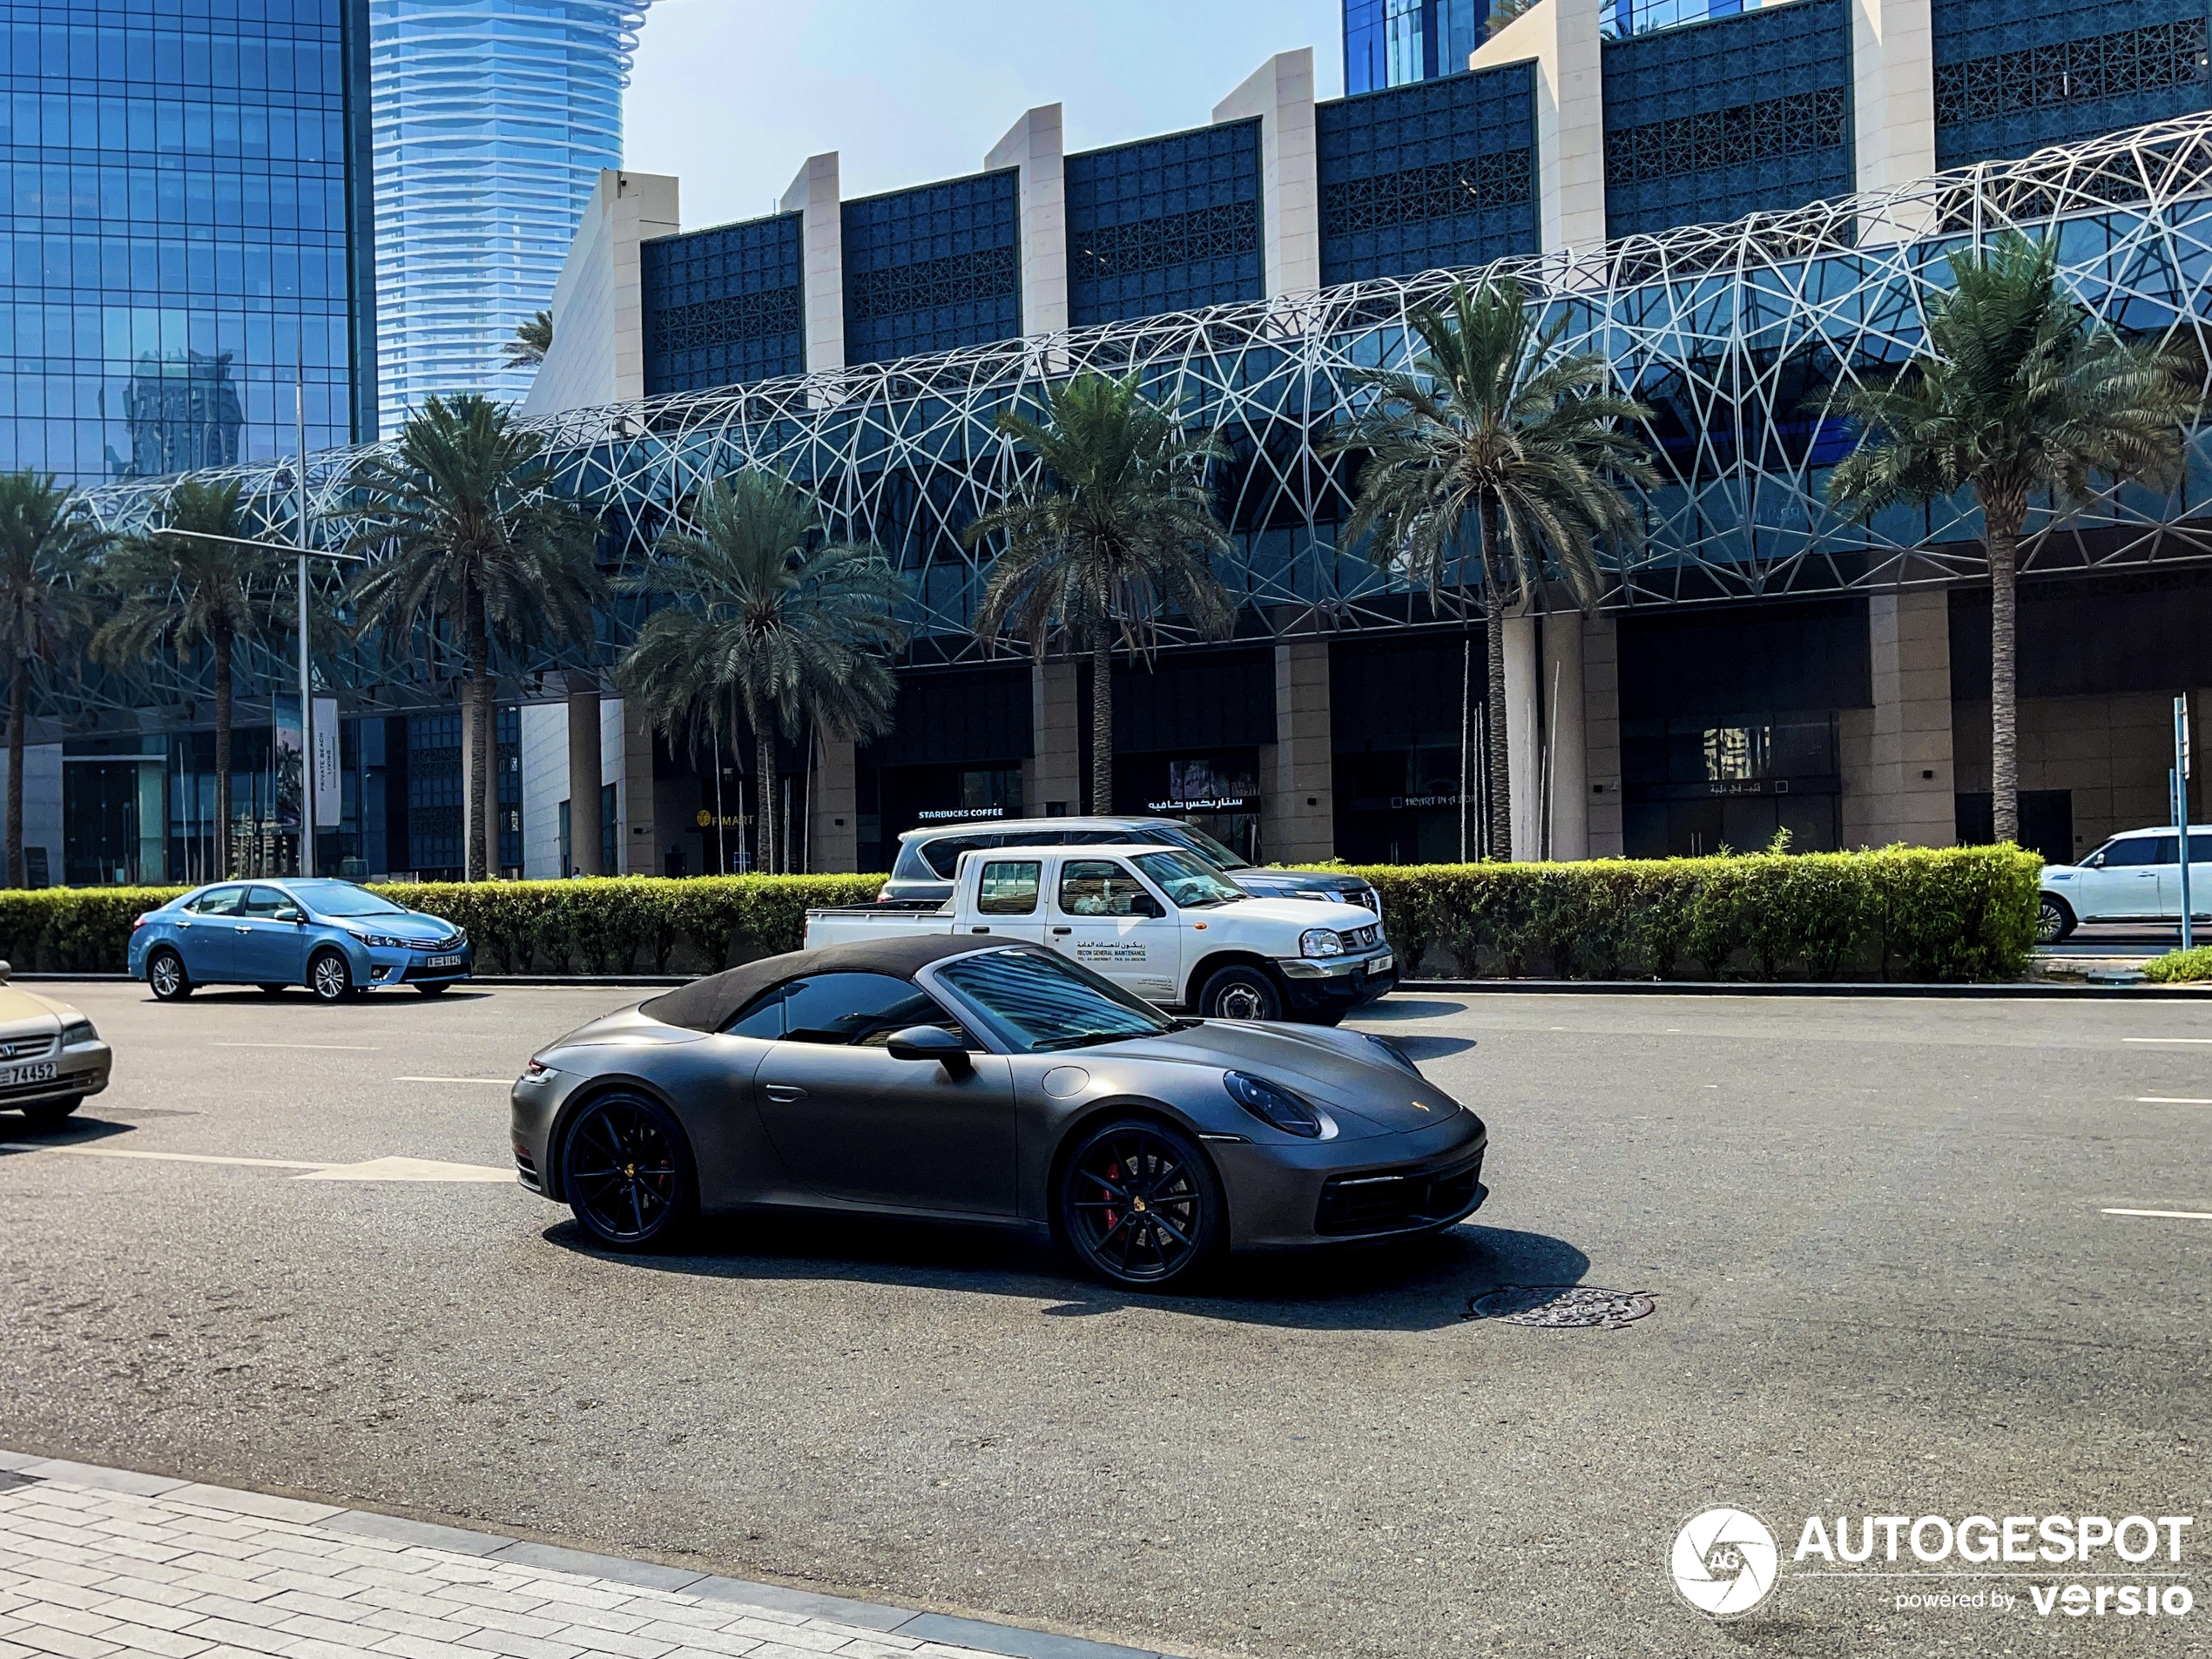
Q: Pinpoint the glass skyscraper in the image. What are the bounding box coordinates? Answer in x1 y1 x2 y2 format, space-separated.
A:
369 0 648 433
1344 0 1490 95
0 0 376 484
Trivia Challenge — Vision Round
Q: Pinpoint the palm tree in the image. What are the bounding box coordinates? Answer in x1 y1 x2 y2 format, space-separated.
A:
504 309 553 369
967 373 1235 815
619 470 906 874
347 394 605 880
92 479 285 882
0 472 104 887
1827 232 2191 845
1331 275 1654 859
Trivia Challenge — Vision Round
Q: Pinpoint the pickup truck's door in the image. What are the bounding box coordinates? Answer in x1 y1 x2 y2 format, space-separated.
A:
751 970 1017 1214
961 857 1048 946
1048 858 1183 1004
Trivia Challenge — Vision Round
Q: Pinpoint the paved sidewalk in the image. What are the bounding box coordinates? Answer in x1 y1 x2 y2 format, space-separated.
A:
0 1456 1158 1659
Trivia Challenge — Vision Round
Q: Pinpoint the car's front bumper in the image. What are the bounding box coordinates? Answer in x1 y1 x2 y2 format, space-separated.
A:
1278 945 1399 1014
361 942 475 988
0 1039 111 1112
1213 1110 1487 1250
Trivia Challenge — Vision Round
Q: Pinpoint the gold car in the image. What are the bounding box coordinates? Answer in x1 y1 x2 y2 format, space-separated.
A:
0 961 112 1128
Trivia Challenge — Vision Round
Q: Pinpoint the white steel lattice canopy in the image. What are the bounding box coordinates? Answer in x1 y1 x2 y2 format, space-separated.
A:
77 110 2212 699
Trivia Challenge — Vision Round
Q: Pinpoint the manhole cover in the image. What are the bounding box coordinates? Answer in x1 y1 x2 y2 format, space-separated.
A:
1464 1285 1656 1328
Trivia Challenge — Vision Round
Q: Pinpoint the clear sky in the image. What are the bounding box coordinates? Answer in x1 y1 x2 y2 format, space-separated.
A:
622 1 1347 232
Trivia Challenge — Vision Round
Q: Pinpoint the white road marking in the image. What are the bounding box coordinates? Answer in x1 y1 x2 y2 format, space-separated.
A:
2136 1096 2212 1104
1 1145 511 1182
2121 1037 2212 1044
395 1076 513 1084
293 1156 511 1183
2102 1207 2212 1221
212 1042 378 1051
1 1146 325 1169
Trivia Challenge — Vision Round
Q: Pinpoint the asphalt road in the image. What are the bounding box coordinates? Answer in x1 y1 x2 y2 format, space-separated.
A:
2 981 2207 1659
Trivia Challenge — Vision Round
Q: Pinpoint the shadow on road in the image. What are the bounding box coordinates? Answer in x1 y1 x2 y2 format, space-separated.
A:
1391 1034 1477 1061
0 1114 133 1156
1350 998 1469 1022
543 1211 1587 1333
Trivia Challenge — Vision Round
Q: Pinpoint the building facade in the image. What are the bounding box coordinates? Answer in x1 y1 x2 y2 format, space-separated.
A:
54 0 2212 889
0 0 376 485
369 0 648 434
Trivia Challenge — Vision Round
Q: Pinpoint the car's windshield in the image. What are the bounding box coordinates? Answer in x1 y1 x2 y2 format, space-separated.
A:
1130 849 1244 908
288 880 408 918
934 947 1174 1054
1151 823 1251 870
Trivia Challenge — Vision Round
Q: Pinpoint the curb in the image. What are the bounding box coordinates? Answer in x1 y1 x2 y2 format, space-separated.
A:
0 1449 1168 1659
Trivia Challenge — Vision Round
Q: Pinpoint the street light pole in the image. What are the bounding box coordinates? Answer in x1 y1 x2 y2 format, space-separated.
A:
296 361 314 877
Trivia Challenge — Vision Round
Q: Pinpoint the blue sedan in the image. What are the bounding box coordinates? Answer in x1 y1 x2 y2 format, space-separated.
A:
128 880 474 1002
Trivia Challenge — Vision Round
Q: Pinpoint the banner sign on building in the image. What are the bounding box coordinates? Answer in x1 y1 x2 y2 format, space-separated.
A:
273 695 303 832
313 697 341 826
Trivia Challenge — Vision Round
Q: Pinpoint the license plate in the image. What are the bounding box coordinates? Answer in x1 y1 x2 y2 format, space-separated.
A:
0 1062 56 1087
1372 953 1393 974
425 954 463 969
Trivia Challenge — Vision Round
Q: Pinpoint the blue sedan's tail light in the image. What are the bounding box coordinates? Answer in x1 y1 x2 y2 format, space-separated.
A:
1224 1071 1323 1137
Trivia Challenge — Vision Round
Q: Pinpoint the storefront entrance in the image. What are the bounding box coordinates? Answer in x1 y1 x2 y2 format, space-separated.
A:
1114 751 1259 863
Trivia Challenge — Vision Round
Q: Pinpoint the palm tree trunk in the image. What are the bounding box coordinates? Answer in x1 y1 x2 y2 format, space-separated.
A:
212 630 233 881
1089 637 1113 817
1479 496 1511 860
466 606 489 883
1987 502 2023 846
756 732 778 875
6 657 25 889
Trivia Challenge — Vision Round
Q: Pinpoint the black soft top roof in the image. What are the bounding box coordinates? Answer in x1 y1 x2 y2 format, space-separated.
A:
640 934 997 1032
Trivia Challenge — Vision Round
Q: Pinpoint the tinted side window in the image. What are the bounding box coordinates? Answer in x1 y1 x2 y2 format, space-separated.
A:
722 988 787 1040
921 835 989 879
777 972 959 1045
2105 839 2162 867
977 860 1042 914
187 886 243 916
239 887 287 918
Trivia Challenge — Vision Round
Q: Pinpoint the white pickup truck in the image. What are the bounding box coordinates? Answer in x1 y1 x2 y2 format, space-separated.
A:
805 843 1397 1024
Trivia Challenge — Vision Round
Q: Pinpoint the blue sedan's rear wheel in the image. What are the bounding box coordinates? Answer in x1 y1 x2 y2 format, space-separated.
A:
560 1093 696 1251
1059 1117 1223 1291
147 948 192 1001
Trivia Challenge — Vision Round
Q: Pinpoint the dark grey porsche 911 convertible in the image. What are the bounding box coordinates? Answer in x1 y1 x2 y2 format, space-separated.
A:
509 935 1486 1289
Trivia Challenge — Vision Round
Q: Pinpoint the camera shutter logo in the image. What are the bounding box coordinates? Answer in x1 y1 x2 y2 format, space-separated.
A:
1671 1507 1779 1616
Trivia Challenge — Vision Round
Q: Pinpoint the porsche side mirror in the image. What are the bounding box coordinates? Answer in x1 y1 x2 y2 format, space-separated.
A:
886 1024 973 1077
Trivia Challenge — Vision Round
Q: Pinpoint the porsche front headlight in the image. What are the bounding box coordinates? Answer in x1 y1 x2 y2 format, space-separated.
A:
1224 1071 1323 1137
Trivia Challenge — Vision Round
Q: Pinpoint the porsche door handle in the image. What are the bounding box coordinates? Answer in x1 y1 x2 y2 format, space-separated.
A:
762 1084 806 1103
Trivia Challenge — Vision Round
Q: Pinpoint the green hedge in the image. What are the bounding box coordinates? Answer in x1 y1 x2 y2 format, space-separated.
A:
0 873 886 978
0 846 2039 982
2141 946 2212 983
1332 845 2040 983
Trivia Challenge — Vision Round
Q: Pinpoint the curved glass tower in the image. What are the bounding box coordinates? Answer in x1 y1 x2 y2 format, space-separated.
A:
370 0 649 434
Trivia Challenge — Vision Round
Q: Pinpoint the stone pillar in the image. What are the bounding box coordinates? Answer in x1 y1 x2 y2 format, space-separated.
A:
780 152 845 378
565 672 603 874
1028 661 1082 818
610 172 680 402
1581 617 1623 858
1470 0 1607 254
1266 639 1334 864
987 106 1068 339
519 699 568 880
1502 613 1541 860
1544 615 1588 860
1865 589 1956 847
809 738 859 873
1851 0 1935 203
1212 50 1320 296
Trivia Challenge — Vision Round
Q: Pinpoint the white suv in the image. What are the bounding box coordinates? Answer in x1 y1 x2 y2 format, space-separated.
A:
2037 826 2210 941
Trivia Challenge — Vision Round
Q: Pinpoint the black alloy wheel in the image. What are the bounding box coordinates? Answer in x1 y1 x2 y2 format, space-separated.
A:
147 949 192 1001
18 1095 82 1129
1059 1117 1223 1290
308 949 354 1002
1199 962 1282 1022
559 1093 696 1250
2037 894 2076 945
